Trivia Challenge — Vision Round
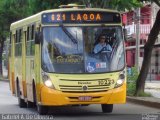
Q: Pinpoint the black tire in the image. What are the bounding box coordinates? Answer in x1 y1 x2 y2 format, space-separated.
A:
27 101 35 108
33 83 37 107
101 104 113 113
17 81 27 108
81 104 89 106
37 104 48 115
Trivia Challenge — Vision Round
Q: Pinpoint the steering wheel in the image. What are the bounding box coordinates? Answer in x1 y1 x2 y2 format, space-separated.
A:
100 47 112 53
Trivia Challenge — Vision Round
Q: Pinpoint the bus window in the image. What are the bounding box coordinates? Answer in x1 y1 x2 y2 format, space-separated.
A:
15 29 22 56
42 27 83 73
16 30 18 43
31 25 35 39
27 26 30 41
84 27 124 72
26 25 35 56
41 26 125 73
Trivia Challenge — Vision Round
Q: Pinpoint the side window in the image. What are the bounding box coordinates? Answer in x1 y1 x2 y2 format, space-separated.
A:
15 30 18 56
9 32 12 57
26 26 30 56
16 30 18 43
31 25 35 39
27 26 30 41
26 25 35 56
19 29 22 56
15 29 22 56
31 25 35 55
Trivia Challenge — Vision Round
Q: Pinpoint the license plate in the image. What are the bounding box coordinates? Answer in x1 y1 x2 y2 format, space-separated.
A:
78 96 92 101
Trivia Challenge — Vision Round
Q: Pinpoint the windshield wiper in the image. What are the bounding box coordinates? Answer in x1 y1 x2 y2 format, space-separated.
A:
59 24 78 44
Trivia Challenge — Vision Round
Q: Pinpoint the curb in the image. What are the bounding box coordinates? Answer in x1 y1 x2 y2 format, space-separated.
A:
127 96 160 109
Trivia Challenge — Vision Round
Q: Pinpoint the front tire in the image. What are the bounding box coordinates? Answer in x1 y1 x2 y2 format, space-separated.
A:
32 82 48 115
27 101 35 108
37 104 48 115
101 104 113 113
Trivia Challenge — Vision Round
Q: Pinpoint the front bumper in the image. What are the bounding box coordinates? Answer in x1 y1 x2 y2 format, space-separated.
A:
39 83 126 106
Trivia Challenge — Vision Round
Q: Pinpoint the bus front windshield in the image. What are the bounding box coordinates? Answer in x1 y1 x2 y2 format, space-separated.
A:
42 26 125 73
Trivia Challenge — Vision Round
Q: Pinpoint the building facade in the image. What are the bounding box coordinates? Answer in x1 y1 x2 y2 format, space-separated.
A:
122 3 160 81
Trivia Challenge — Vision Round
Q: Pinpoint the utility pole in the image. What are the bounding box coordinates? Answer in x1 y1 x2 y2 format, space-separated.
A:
135 8 140 73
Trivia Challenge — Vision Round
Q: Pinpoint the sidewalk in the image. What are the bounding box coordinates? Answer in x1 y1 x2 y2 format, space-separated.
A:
0 78 8 82
0 75 8 82
145 81 160 98
127 96 160 109
145 81 160 90
127 81 160 108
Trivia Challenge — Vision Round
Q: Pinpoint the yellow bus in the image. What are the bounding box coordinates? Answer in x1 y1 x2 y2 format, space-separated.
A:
9 4 126 115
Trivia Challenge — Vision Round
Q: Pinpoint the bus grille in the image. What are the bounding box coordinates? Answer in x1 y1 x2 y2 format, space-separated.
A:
59 79 110 93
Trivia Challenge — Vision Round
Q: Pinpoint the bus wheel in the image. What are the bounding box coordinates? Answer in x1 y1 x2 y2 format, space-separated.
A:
17 82 27 108
32 82 48 115
101 104 113 113
27 101 35 108
37 104 48 115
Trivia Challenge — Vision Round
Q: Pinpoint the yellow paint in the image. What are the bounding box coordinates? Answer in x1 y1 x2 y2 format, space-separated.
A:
35 83 43 102
11 72 15 94
8 62 10 81
48 72 120 91
22 80 27 97
107 83 126 104
40 83 126 106
35 72 126 106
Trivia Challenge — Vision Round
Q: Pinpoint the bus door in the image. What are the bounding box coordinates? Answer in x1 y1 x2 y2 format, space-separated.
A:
26 25 35 101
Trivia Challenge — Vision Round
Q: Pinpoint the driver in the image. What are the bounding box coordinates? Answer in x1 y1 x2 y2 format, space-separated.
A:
93 34 112 54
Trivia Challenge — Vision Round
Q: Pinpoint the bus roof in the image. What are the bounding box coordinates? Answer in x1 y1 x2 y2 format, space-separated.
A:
10 8 120 30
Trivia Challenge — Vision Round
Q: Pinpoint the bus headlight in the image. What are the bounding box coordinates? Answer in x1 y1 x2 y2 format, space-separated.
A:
115 73 125 88
42 74 55 89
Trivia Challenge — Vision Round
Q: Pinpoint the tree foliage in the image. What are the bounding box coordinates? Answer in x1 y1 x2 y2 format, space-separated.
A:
0 0 30 75
83 0 142 10
127 67 138 96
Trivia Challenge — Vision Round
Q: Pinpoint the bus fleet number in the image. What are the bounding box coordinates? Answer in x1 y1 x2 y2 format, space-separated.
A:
98 79 114 86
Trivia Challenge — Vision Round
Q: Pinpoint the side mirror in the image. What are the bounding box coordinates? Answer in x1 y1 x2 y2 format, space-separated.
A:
35 32 43 44
123 28 127 41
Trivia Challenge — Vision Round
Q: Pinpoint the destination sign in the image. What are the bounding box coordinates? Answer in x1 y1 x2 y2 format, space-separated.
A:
42 11 121 24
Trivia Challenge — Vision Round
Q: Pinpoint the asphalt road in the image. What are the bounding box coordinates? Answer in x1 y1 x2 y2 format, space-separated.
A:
0 81 160 120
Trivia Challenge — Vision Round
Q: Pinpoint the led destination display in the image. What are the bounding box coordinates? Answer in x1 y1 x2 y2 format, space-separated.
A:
42 11 121 24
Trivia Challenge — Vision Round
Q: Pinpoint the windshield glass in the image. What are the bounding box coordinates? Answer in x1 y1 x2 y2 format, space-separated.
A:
42 26 125 73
